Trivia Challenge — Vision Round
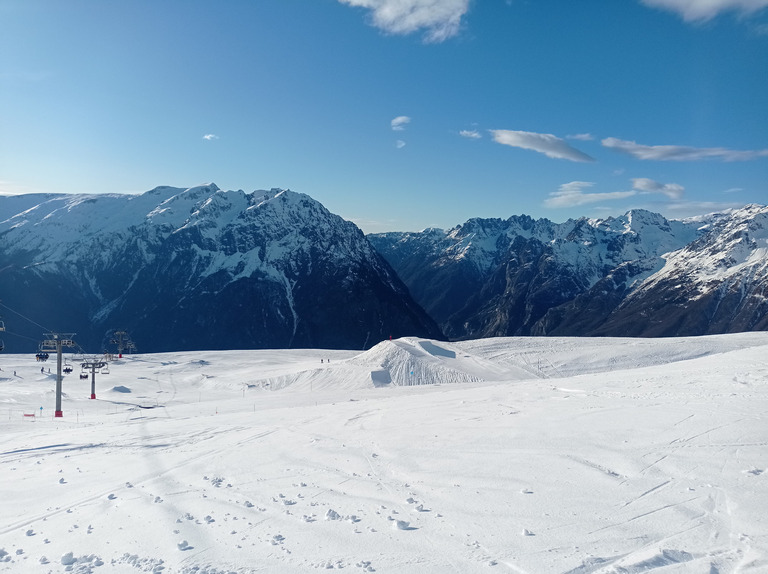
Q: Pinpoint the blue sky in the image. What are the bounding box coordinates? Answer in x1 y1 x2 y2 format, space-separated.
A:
1 0 767 232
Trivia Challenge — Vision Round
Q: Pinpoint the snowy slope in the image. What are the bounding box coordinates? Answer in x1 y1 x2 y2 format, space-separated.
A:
1 333 767 573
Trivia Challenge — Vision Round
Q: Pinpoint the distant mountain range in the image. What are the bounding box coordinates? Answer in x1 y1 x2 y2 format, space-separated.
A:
0 185 441 353
1 185 765 353
368 204 768 339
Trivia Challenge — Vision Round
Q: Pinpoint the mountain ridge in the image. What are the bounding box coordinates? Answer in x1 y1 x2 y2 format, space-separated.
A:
0 184 442 353
3 186 765 351
368 204 768 339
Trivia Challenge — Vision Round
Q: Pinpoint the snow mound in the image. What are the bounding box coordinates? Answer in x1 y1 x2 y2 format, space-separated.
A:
253 337 531 391
110 385 131 393
349 338 487 386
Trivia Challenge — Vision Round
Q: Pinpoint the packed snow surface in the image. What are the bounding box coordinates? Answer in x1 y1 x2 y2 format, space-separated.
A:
1 334 766 573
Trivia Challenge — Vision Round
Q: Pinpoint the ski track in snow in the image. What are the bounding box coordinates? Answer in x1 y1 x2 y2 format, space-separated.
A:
0 333 767 573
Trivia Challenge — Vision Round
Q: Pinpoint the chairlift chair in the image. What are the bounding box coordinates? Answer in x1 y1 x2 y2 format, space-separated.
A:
101 364 110 374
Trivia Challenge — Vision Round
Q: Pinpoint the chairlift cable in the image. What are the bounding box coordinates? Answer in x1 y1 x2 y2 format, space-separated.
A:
3 329 42 343
0 301 53 333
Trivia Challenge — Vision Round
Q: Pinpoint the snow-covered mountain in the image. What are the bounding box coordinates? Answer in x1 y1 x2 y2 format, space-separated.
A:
0 185 442 352
368 205 768 338
592 204 768 335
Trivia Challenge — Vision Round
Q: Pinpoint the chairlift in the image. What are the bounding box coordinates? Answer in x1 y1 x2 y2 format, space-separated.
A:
101 364 110 374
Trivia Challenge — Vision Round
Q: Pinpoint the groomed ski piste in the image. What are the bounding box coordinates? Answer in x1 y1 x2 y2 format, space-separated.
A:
0 334 766 573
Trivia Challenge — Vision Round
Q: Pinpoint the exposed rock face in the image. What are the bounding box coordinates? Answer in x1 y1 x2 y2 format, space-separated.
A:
0 185 442 352
369 206 768 338
588 204 768 336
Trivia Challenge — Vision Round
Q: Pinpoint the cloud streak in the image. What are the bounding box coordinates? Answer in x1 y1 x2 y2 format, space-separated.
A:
545 182 636 208
203 134 219 141
545 177 688 208
491 130 595 162
566 133 594 141
602 137 768 161
391 116 411 131
639 0 768 22
631 177 684 199
459 129 481 139
339 0 470 42
0 180 35 196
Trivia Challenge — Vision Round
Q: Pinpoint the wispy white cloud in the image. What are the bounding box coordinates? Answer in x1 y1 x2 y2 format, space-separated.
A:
339 0 470 42
660 200 747 218
396 140 407 149
631 177 685 199
544 181 636 208
459 129 482 139
566 133 594 141
724 187 744 193
546 178 687 209
602 137 768 161
0 180 39 195
639 0 768 22
203 134 219 141
391 116 411 131
491 130 595 162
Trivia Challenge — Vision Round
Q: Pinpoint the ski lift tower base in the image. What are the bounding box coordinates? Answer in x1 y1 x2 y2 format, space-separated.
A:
40 333 77 417
81 359 107 399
